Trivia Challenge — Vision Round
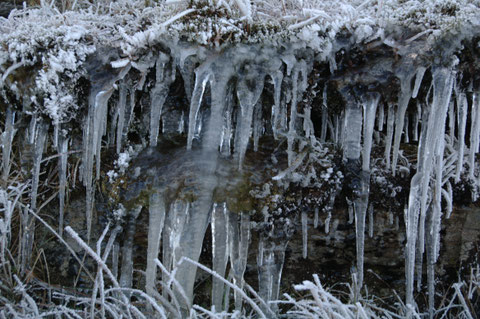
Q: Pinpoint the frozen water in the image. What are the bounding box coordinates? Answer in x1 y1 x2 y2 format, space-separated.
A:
145 191 166 297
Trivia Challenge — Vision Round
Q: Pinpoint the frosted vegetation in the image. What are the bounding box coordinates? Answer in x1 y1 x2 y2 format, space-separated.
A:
1 0 480 317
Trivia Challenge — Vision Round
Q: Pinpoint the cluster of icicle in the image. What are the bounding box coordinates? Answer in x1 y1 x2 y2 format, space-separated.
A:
3 39 480 317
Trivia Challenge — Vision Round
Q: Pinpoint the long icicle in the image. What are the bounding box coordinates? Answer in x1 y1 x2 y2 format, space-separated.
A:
22 119 48 272
58 135 68 237
392 73 414 175
150 53 174 147
211 203 229 311
145 190 166 297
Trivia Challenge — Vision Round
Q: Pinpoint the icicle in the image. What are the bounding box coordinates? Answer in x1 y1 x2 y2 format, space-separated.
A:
301 211 308 259
384 104 395 168
405 67 454 316
353 172 369 298
313 207 319 228
287 63 303 165
468 91 480 180
120 87 136 149
362 93 380 171
377 103 385 132
115 82 127 154
228 211 251 312
85 84 115 239
22 119 48 272
29 120 48 212
412 66 427 99
253 102 263 152
145 191 166 297
444 182 453 218
405 173 422 311
412 103 421 142
281 54 296 76
320 84 328 142
455 93 467 182
235 71 264 168
173 196 212 308
325 210 331 234
150 54 174 147
270 70 284 138
1 107 16 182
392 73 414 175
28 115 37 144
211 203 229 311
343 100 363 161
187 65 211 150
368 205 374 238
119 205 142 289
220 86 235 156
57 135 68 237
403 115 409 143
163 200 189 275
257 231 288 316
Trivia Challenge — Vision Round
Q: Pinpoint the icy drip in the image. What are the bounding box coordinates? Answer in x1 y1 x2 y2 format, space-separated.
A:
119 205 142 289
174 196 213 308
227 211 250 311
412 66 427 99
270 70 284 138
211 203 229 311
412 103 421 142
287 61 308 166
405 67 454 314
343 99 362 161
404 115 410 143
257 235 288 316
392 73 414 175
362 93 380 171
57 136 68 237
353 172 369 298
150 53 174 147
253 102 263 152
187 64 211 150
220 86 235 156
235 70 265 168
320 84 328 142
1 107 15 182
455 92 467 182
384 103 395 168
469 91 480 183
163 200 189 276
84 79 118 239
21 119 48 272
115 82 127 154
145 191 165 297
